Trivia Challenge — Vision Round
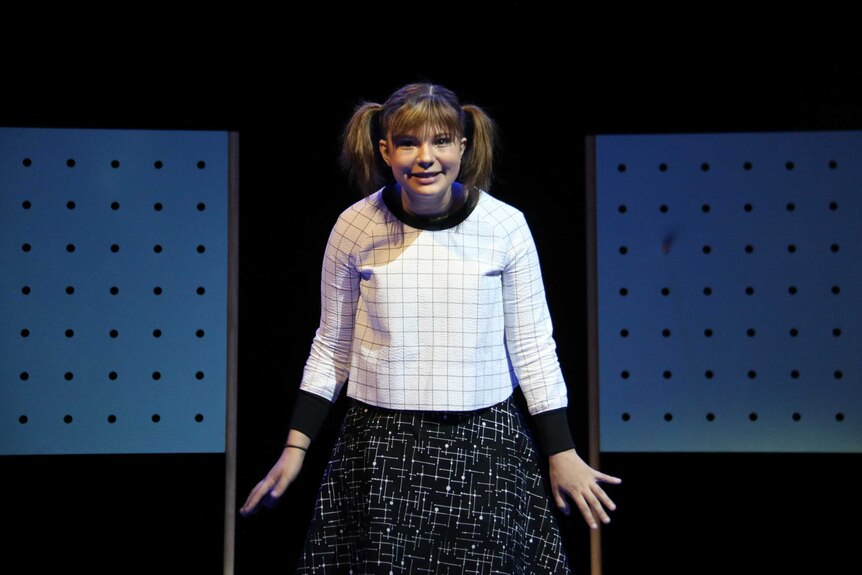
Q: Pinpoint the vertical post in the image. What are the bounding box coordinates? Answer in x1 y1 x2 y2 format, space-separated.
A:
224 131 240 575
583 135 602 575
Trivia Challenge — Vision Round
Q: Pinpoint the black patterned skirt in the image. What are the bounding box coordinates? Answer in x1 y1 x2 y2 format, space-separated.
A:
295 395 571 574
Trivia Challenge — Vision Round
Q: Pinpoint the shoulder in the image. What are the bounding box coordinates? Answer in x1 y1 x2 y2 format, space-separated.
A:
333 189 389 231
473 191 530 231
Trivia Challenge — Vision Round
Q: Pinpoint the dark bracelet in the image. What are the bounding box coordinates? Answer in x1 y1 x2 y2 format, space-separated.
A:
284 444 308 452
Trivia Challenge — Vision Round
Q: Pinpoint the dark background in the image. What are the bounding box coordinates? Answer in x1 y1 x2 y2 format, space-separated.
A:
2 17 861 574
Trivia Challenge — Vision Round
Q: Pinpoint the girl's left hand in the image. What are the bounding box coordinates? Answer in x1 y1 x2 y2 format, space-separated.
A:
548 448 622 529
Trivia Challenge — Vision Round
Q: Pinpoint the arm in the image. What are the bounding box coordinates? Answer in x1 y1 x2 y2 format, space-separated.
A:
501 212 621 527
239 430 310 516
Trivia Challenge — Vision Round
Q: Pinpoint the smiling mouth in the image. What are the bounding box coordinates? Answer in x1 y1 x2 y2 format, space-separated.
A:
410 172 440 178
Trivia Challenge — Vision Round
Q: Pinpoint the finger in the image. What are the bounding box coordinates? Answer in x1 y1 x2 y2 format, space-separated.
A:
572 494 599 529
595 472 623 485
552 486 571 516
592 485 617 512
240 480 274 516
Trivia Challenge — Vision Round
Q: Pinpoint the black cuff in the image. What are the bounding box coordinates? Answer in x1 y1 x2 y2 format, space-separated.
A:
533 407 576 455
289 390 333 442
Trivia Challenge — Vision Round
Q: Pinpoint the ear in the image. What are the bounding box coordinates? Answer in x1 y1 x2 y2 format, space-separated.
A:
379 139 392 166
459 137 467 158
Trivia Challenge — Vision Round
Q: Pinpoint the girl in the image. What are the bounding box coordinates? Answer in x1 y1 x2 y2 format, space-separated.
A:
241 82 620 574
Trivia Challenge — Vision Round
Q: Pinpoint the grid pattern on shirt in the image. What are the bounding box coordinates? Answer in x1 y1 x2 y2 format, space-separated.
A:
301 190 568 416
295 398 571 574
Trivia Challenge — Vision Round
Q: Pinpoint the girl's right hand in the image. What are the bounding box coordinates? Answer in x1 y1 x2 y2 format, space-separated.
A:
240 433 310 516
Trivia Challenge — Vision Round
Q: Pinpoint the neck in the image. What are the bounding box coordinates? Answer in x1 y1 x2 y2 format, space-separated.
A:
399 183 466 218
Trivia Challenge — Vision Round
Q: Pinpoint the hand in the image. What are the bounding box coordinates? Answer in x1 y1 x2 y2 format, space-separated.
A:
240 432 310 517
548 449 622 529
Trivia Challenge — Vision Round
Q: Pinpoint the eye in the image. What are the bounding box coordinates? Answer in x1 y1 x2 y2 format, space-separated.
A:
395 137 417 148
434 135 453 146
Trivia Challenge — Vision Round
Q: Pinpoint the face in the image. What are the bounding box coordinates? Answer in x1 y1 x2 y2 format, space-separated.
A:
379 128 467 211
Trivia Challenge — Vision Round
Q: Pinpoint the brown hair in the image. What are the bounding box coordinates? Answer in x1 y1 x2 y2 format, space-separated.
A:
340 83 497 196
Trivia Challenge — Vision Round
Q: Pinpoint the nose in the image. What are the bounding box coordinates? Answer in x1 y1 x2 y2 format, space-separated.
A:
416 143 434 167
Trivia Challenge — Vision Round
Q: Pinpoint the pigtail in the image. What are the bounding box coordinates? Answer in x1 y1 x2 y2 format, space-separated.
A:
460 104 497 193
340 102 388 196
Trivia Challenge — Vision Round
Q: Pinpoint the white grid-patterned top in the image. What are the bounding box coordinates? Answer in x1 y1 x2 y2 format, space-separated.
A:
300 186 568 416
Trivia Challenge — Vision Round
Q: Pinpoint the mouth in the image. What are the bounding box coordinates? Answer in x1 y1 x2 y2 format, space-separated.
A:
409 172 442 184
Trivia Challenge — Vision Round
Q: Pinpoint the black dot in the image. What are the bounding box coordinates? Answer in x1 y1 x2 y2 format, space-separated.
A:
620 370 630 379
196 329 205 338
20 328 29 337
111 201 120 210
153 286 163 295
152 414 161 423
108 414 117 423
749 413 758 422
786 202 796 211
617 164 626 173
620 329 629 338
618 246 628 255
788 286 798 295
195 414 204 422
703 287 712 296
196 245 206 254
835 413 845 422
828 160 838 169
785 161 795 170
659 163 668 172
705 370 714 379
704 328 713 337
619 287 628 296
22 200 31 209
706 413 715 421
111 159 120 168
833 328 842 337
66 244 76 253
621 413 630 422
700 162 710 172
65 372 74 381
108 371 118 381
109 329 119 338
834 370 843 379
153 245 163 254
790 328 799 337
196 286 206 295
791 370 800 379
832 285 840 295
786 244 797 253
195 371 205 380
829 201 838 211
110 286 119 295
65 329 74 338
65 286 75 295
110 244 120 253
154 160 164 169
745 286 754 295
747 328 756 337
743 162 752 171
744 203 753 212
197 161 206 169
663 370 672 379
66 159 76 168
19 415 28 424
747 370 757 379
66 201 76 210
21 286 31 295
64 415 73 423
19 372 29 381
22 158 32 167
659 204 668 213
154 202 163 211
831 243 840 253
792 413 801 421
702 245 712 254
153 329 162 338
701 204 711 213
664 413 673 421
662 329 671 338
661 287 670 296
197 202 207 212
152 371 161 380
745 244 754 254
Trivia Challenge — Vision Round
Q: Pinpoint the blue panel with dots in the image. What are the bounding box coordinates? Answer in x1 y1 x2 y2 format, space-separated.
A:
595 131 861 452
0 127 228 454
